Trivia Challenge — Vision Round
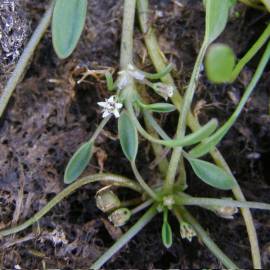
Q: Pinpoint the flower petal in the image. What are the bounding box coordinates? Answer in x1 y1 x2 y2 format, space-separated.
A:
102 110 111 118
115 103 123 109
97 102 107 108
113 109 120 118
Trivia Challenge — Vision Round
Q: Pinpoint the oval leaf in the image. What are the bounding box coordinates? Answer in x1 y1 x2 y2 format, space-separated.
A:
205 0 232 44
205 43 236 83
52 0 88 59
64 141 93 184
118 111 138 161
187 157 235 190
141 102 176 113
162 221 173 249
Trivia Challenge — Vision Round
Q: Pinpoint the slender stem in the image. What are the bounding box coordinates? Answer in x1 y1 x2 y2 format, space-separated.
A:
211 149 262 268
137 1 261 267
120 198 143 208
131 199 153 215
120 0 136 69
142 103 169 176
89 116 111 143
0 1 55 118
176 156 187 190
174 207 238 269
143 110 171 140
131 161 158 200
90 205 157 270
230 23 270 82
142 63 173 80
126 100 217 148
0 173 141 237
164 41 208 192
176 195 270 210
190 40 270 158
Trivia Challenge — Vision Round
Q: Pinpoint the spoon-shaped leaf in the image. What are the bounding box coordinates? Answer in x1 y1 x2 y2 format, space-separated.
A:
162 221 173 249
138 101 176 113
204 0 232 44
205 43 236 83
118 111 138 162
52 0 88 59
64 141 93 184
187 157 235 190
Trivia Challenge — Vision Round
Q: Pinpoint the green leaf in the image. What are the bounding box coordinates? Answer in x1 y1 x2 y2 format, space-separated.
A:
138 101 176 113
64 141 93 184
205 43 236 83
52 0 88 59
189 130 225 158
187 157 235 190
118 111 138 161
162 221 173 249
204 0 231 44
190 41 270 158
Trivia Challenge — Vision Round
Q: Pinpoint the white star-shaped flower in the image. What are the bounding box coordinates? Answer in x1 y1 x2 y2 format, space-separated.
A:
97 96 123 118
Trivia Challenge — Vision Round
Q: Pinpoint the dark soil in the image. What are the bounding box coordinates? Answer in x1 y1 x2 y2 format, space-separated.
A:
0 0 270 269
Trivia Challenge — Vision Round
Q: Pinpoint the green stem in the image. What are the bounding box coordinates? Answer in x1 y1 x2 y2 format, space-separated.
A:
175 207 238 269
0 173 141 237
120 0 136 69
230 23 270 82
164 41 208 192
176 156 187 190
90 205 157 270
190 40 270 158
131 161 158 200
126 100 218 148
142 63 173 80
137 1 261 267
176 195 270 210
0 1 55 118
131 199 153 215
143 110 171 140
142 101 169 176
211 148 262 268
89 116 111 143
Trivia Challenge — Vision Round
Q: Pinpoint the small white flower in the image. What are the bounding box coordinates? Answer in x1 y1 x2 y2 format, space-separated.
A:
180 222 196 242
97 96 123 118
163 195 175 210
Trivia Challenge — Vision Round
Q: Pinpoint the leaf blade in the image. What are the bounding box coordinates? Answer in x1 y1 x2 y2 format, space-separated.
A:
140 102 176 113
205 43 236 83
204 0 232 44
52 0 88 59
162 221 173 249
64 141 93 184
187 157 235 190
118 111 138 162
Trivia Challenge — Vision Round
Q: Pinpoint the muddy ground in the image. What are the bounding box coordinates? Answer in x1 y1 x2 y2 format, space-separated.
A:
0 0 270 269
